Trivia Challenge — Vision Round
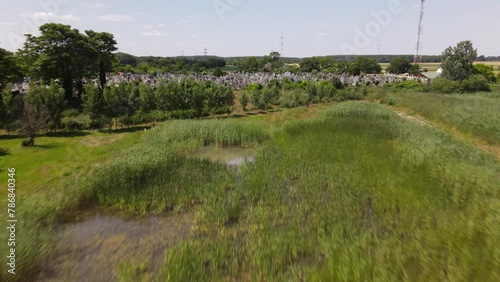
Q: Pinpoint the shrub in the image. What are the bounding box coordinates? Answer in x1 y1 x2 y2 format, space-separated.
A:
62 114 92 131
385 80 424 91
279 89 307 108
461 74 491 93
431 78 462 94
0 147 8 156
334 89 365 102
62 109 80 118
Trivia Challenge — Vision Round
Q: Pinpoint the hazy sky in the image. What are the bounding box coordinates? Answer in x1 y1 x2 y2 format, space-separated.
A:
0 0 499 57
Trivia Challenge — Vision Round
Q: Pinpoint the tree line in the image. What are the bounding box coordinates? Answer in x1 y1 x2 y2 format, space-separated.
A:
115 53 227 75
0 79 234 143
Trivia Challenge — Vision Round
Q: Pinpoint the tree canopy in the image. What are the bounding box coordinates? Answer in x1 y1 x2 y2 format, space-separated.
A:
18 23 118 100
387 57 419 75
0 48 22 89
441 40 477 81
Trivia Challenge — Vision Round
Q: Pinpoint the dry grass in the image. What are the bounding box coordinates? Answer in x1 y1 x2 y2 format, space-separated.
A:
81 134 125 147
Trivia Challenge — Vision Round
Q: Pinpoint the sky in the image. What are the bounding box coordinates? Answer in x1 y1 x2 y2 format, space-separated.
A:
0 0 499 57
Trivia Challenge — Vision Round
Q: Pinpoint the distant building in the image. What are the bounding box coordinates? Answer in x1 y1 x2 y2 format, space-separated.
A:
415 70 442 82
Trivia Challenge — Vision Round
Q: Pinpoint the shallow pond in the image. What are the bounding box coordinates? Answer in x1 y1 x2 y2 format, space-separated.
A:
190 146 256 166
39 210 192 282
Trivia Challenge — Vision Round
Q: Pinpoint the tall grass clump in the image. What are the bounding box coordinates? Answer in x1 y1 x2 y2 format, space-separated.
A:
147 119 269 148
154 102 500 281
88 118 269 214
88 145 236 214
0 175 90 282
381 91 500 144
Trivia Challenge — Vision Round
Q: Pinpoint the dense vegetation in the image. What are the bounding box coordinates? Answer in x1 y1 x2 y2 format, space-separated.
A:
115 53 227 75
1 24 500 281
1 79 235 138
2 97 499 281
380 91 500 145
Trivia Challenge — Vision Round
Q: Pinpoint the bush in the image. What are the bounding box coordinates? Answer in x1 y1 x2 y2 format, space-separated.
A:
384 80 424 91
62 114 92 131
334 89 365 102
279 89 307 108
0 147 8 156
62 109 80 118
170 109 198 119
461 74 491 93
431 78 462 94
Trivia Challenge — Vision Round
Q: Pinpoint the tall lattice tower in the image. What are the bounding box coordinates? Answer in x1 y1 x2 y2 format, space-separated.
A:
203 47 208 56
413 0 426 64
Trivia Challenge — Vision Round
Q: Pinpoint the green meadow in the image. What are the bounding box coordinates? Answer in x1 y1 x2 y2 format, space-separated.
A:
1 96 499 281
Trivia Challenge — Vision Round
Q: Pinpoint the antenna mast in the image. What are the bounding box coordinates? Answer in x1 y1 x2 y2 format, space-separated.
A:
413 0 425 64
280 31 284 55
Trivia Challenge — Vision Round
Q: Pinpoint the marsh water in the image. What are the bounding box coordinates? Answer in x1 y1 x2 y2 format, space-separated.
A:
190 146 256 166
39 147 255 281
39 210 193 282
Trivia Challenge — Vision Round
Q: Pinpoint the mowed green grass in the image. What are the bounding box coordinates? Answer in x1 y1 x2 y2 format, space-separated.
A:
1 101 500 281
0 130 146 202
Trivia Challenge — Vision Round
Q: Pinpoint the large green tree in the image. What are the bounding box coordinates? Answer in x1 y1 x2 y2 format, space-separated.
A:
1 84 22 132
85 30 118 88
19 23 98 100
300 57 321 73
387 57 419 74
19 23 118 102
441 40 477 81
349 57 382 75
0 48 22 89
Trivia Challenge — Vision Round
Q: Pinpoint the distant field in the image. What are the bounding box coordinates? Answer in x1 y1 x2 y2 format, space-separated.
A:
221 65 238 72
380 61 500 74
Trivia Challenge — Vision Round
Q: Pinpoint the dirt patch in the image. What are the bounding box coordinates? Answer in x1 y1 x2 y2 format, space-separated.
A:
81 134 125 147
38 211 193 282
396 111 429 126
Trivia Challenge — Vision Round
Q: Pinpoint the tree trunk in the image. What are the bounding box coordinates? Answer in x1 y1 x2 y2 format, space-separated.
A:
99 60 107 89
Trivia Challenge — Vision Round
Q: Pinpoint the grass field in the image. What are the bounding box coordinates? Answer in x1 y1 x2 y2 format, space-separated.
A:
1 95 499 281
380 61 500 74
379 92 500 145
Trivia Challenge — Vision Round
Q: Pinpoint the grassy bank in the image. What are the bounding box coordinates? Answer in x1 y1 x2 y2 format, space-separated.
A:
380 91 500 145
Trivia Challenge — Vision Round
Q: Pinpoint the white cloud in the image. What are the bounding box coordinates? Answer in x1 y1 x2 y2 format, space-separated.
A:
81 2 106 9
21 12 81 22
100 14 135 22
142 24 165 28
318 33 328 37
312 23 329 28
1 22 16 26
142 30 168 37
